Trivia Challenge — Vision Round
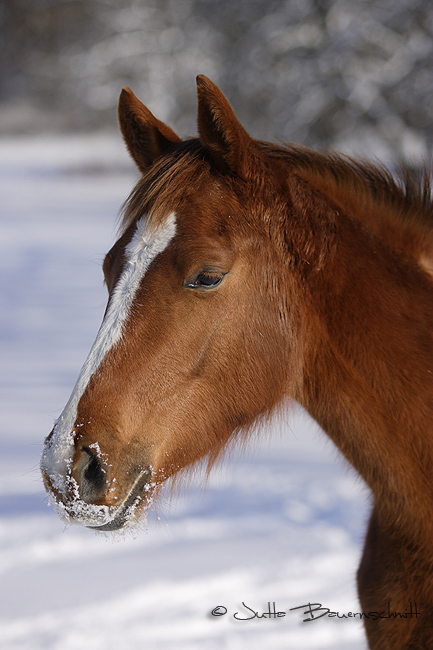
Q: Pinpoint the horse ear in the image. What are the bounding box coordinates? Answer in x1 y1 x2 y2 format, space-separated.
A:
118 88 181 173
196 75 256 176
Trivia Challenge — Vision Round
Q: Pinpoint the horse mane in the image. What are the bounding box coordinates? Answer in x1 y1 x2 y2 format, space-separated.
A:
120 138 433 275
261 142 433 274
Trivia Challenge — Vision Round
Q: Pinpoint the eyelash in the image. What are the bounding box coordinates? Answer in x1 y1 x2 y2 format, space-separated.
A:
185 271 226 290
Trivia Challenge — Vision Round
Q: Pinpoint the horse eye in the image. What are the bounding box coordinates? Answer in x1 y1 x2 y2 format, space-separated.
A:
186 271 225 289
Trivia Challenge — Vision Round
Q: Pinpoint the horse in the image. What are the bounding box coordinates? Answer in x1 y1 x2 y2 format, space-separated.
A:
41 75 433 649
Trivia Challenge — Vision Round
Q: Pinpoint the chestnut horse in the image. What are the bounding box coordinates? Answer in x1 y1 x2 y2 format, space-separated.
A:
41 76 433 649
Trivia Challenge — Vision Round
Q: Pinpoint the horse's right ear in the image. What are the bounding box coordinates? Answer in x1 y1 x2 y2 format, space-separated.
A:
118 88 181 173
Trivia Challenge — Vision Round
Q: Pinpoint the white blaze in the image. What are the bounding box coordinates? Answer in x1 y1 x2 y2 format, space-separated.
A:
41 213 177 501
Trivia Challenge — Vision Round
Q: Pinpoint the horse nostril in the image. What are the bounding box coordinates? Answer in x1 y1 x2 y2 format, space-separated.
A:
75 446 107 503
84 452 106 490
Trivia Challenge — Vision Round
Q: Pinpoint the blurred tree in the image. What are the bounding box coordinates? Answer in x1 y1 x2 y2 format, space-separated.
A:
1 0 433 160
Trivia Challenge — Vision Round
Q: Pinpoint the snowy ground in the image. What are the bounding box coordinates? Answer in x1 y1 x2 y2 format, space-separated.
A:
0 135 370 649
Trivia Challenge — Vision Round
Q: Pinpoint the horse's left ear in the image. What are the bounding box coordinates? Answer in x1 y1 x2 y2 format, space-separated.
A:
118 88 181 173
196 75 258 177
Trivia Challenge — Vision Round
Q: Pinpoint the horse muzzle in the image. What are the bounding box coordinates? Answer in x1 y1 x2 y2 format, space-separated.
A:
41 430 155 530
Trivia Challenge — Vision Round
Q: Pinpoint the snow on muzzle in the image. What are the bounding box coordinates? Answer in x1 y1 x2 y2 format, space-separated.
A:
41 431 155 530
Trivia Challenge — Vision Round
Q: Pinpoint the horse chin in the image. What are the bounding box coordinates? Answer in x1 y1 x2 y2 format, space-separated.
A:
87 468 155 531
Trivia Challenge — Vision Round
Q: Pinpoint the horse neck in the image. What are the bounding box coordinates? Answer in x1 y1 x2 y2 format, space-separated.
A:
299 211 433 551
